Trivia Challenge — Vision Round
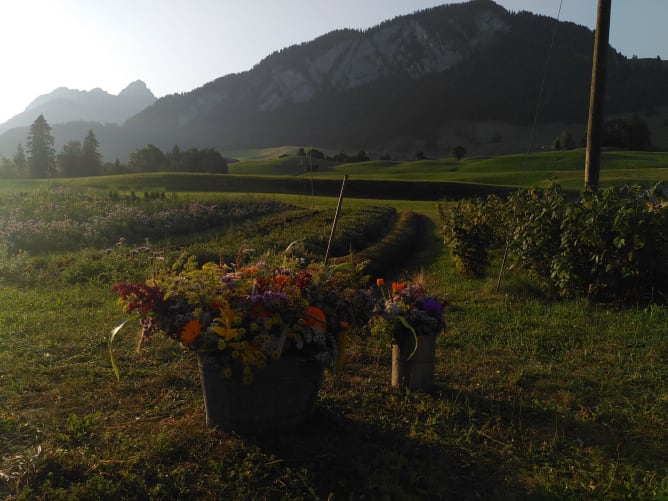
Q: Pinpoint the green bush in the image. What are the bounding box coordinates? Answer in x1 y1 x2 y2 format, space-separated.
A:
552 183 668 301
442 182 668 303
439 196 502 277
505 185 567 285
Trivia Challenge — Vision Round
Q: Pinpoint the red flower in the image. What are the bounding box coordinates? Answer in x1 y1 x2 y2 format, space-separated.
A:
304 305 326 331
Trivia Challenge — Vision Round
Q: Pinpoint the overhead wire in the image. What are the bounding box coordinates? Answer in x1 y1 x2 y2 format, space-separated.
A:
495 0 565 291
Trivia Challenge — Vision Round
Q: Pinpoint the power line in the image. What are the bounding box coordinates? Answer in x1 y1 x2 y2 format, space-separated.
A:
496 0 564 291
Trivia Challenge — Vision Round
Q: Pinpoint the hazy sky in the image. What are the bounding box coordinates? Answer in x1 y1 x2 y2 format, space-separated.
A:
1 0 667 125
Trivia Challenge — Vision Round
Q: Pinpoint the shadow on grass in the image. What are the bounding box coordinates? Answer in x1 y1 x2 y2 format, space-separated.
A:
428 381 668 499
238 368 667 500
243 403 514 500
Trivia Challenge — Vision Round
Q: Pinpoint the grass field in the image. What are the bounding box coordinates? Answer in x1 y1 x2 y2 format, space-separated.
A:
225 148 668 191
0 164 667 499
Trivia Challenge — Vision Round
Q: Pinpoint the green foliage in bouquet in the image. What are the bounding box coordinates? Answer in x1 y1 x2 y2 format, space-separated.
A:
110 250 374 383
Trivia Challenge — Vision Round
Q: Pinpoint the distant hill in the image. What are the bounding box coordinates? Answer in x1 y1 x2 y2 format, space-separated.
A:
0 80 155 135
1 0 667 163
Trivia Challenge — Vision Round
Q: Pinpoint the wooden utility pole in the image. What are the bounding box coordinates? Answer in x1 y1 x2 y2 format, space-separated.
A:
584 0 612 191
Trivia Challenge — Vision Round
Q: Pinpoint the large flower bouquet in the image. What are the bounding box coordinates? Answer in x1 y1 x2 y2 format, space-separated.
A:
111 253 373 383
372 278 447 357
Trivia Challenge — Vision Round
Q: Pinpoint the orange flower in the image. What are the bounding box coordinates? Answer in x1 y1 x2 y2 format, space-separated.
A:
273 275 289 288
339 321 350 329
391 282 407 293
376 278 385 287
179 319 202 346
304 305 326 331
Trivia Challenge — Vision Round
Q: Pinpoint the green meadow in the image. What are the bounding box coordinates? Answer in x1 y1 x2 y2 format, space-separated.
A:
0 151 667 499
225 148 668 191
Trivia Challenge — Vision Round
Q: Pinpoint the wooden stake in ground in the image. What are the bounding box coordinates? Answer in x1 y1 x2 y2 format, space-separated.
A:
324 175 348 264
584 0 612 191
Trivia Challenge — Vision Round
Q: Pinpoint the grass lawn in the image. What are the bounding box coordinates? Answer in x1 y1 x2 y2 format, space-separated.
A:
0 182 666 499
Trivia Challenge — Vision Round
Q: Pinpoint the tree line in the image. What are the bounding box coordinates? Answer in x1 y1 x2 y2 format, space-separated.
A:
0 114 228 178
552 114 652 151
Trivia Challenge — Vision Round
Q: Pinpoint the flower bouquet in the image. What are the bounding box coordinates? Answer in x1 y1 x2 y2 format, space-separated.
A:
372 277 447 390
111 252 373 431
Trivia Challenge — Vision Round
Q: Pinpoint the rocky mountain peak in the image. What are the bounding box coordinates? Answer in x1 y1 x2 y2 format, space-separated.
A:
0 80 157 135
119 80 155 99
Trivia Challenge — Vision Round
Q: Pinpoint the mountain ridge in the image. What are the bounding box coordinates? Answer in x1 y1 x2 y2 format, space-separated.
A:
1 0 667 163
0 80 156 136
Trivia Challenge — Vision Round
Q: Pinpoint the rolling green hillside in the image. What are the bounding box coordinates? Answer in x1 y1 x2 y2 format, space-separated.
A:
225 149 668 191
227 155 339 175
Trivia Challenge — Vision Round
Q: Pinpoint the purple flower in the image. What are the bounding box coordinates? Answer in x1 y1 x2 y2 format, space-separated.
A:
416 298 444 318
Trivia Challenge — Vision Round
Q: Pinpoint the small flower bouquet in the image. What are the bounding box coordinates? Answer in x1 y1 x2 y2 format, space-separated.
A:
372 277 447 391
111 253 373 383
372 278 447 358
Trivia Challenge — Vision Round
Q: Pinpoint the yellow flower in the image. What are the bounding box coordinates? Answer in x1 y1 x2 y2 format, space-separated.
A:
237 342 266 365
209 324 239 340
210 307 243 340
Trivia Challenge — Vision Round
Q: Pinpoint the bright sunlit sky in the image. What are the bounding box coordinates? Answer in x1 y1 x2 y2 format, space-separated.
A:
1 0 667 125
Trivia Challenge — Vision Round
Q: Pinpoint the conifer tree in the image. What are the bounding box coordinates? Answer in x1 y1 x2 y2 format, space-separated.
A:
82 130 102 175
26 114 55 178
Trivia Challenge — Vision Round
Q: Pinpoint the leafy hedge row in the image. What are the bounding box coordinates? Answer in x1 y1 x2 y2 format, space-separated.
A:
439 183 668 303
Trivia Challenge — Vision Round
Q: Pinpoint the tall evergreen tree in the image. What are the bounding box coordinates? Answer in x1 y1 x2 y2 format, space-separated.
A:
26 114 56 178
57 140 83 177
81 130 102 175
